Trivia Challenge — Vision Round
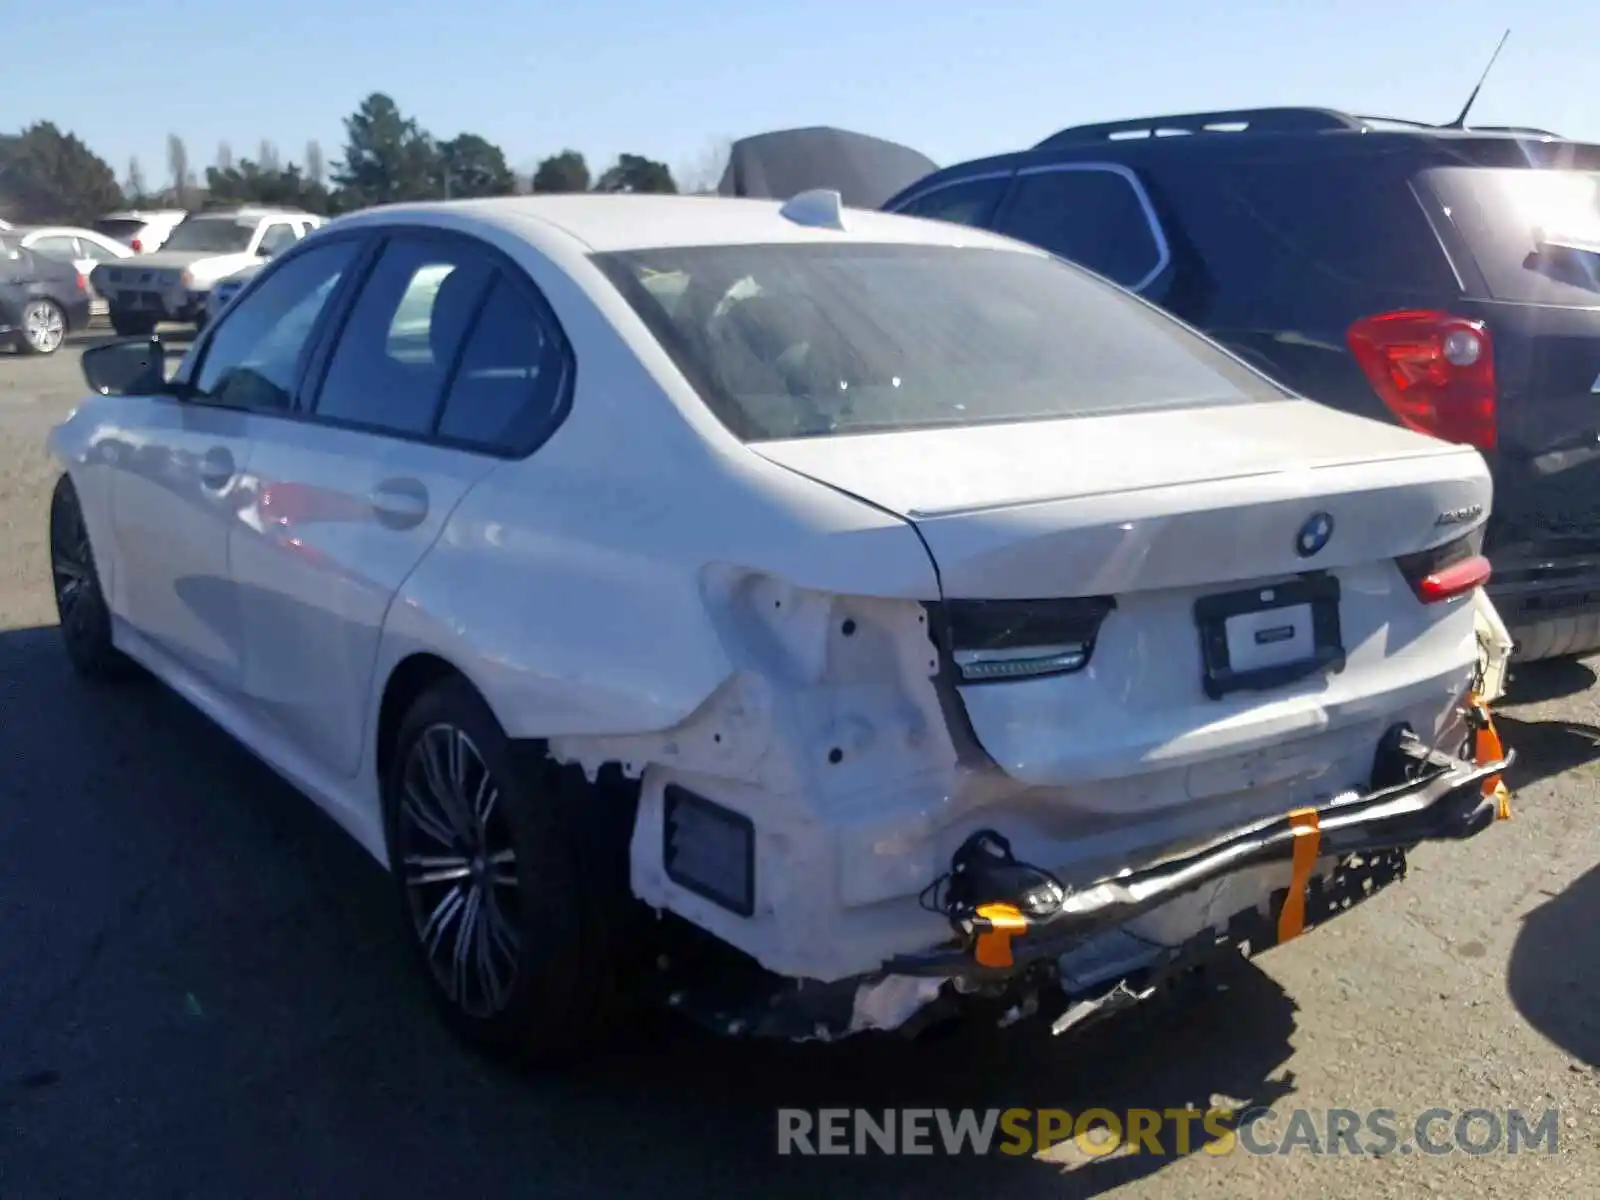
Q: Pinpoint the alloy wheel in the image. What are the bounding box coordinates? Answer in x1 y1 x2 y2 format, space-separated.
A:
50 491 94 637
398 724 522 1019
23 301 65 354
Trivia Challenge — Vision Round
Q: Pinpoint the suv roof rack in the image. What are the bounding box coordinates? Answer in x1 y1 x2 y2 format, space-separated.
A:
1034 107 1363 149
1034 106 1565 150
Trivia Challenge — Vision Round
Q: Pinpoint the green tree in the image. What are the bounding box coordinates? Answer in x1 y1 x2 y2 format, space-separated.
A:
205 154 330 214
0 122 122 224
594 153 677 194
330 93 441 209
531 149 591 193
437 132 515 198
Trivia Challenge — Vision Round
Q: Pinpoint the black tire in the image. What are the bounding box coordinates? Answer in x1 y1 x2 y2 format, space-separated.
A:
109 309 157 338
49 475 137 681
17 299 66 355
382 675 649 1063
1509 614 1600 662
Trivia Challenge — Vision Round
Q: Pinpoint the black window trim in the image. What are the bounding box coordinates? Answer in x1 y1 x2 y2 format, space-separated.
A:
885 169 1015 222
993 161 1173 294
295 224 577 461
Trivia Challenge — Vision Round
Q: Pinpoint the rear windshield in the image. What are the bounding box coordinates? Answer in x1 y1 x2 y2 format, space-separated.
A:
92 218 146 243
1423 166 1600 306
160 217 255 254
593 243 1283 441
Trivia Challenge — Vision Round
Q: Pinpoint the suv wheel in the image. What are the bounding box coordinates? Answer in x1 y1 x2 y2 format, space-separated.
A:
383 676 648 1062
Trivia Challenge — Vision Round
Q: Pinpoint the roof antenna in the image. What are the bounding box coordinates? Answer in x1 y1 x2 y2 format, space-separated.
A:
1444 28 1511 129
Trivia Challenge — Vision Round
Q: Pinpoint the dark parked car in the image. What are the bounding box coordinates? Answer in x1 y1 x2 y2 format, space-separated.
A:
883 107 1600 661
0 230 93 355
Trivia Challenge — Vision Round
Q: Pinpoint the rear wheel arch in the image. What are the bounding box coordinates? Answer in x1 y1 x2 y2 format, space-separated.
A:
376 652 478 786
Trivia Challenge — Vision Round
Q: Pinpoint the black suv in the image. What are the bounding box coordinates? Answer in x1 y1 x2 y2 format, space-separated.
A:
883 106 1600 662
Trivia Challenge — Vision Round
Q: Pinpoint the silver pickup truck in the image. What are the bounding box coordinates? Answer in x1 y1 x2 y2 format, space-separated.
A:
92 206 323 336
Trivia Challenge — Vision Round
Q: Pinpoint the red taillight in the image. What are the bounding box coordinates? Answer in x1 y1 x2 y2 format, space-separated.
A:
1346 310 1497 451
1396 531 1491 604
76 272 88 292
130 238 142 252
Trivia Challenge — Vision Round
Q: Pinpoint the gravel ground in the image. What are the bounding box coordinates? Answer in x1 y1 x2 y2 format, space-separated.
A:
0 337 1596 1199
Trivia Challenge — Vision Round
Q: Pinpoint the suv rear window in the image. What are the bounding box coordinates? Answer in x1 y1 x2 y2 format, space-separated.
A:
594 242 1285 442
1423 166 1600 306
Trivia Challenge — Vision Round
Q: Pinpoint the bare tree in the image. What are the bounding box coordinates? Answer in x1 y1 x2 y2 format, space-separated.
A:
677 135 733 195
126 157 147 204
304 139 325 186
166 133 192 207
258 140 282 172
216 141 234 171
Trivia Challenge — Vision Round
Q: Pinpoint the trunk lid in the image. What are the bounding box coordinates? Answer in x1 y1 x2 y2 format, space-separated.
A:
752 399 1487 597
752 399 1492 789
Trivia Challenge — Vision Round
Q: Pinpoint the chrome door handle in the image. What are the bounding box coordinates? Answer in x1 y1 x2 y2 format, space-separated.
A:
369 478 429 530
198 446 235 489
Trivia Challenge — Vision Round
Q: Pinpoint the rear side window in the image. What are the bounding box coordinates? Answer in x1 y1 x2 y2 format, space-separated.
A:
1213 159 1458 293
311 237 493 436
435 276 570 454
1423 166 1600 306
990 166 1167 291
595 242 1285 442
894 176 1010 228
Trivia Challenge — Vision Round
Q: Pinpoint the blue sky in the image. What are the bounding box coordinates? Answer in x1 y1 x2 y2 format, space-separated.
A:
9 0 1596 189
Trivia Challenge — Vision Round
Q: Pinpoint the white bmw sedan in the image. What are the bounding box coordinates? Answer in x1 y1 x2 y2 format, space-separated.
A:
47 192 1511 1061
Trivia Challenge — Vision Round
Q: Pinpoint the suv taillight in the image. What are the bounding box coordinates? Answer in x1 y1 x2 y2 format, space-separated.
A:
1396 529 1491 604
1346 310 1496 451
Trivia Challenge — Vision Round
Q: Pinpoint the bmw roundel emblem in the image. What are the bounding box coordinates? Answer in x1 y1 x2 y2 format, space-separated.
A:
1296 512 1335 558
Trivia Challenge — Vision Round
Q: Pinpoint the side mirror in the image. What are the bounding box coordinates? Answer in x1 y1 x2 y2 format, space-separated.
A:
81 337 167 396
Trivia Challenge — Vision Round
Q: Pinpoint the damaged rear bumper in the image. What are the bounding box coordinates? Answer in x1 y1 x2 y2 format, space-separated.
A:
658 728 1512 1041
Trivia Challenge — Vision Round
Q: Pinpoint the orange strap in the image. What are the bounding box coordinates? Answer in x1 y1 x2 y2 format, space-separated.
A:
973 902 1028 969
1276 808 1322 944
1468 692 1512 820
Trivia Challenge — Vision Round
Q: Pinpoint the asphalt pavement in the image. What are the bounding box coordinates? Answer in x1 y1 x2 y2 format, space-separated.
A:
0 335 1596 1199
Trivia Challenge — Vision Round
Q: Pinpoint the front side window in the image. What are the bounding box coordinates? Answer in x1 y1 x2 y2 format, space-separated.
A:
894 176 1011 228
192 239 358 411
161 216 257 255
595 242 1282 442
310 236 493 436
991 167 1166 290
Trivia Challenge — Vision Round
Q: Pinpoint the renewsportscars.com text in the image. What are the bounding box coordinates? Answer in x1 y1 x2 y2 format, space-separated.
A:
775 1106 1560 1157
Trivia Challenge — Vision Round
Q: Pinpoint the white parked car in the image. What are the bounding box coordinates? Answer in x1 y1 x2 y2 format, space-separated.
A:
92 207 323 337
91 209 190 254
46 192 1511 1061
13 225 136 316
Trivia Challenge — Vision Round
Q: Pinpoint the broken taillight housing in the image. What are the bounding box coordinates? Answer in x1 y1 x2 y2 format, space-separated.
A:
1396 528 1492 604
944 596 1117 683
1347 310 1497 451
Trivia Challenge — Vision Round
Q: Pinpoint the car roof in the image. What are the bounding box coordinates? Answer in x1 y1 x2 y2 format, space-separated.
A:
889 107 1600 204
329 193 1037 255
